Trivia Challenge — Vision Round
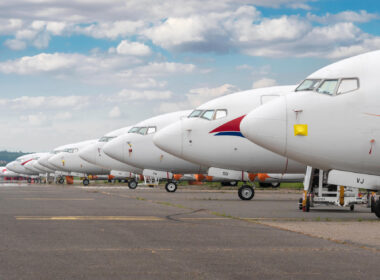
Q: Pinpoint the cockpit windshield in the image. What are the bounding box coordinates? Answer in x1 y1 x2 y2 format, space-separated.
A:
295 79 321 92
188 110 203 118
188 109 228 120
316 79 339 95
129 126 157 135
63 148 79 153
99 136 116 142
128 127 140 133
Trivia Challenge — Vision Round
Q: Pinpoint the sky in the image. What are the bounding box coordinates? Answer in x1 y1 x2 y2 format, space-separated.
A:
0 0 379 152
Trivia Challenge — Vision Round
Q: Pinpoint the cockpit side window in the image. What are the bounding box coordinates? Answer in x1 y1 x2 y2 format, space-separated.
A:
147 126 156 134
200 110 215 120
215 109 228 120
337 78 359 95
295 79 321 92
316 79 339 95
188 110 203 118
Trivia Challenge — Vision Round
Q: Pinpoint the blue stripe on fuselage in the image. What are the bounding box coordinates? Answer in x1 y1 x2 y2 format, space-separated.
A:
214 131 245 137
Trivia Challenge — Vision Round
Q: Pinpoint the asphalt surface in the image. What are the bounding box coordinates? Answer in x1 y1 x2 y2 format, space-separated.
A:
0 183 379 280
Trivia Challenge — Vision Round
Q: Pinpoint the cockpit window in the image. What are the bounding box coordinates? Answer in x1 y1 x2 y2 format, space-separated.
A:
337 78 359 95
201 110 215 120
316 79 338 95
63 148 79 153
147 127 156 134
99 136 116 142
138 127 148 135
188 110 203 118
295 79 321 92
128 127 140 133
215 109 228 120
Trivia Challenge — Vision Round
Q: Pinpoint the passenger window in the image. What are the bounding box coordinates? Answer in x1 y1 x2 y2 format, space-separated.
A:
188 110 203 118
147 127 156 134
215 109 227 120
201 110 215 120
317 80 338 95
337 78 359 95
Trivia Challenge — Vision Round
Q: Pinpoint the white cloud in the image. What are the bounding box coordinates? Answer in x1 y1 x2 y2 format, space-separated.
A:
108 106 121 118
117 89 173 101
55 112 72 121
110 40 151 56
158 83 239 113
308 10 379 24
4 39 26 50
252 78 277 89
20 112 48 126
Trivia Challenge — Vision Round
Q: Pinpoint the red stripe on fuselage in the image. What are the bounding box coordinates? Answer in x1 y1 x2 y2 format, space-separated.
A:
209 115 246 133
21 159 33 166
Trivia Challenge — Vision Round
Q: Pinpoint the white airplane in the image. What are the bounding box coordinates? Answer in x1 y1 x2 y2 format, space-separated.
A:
6 153 41 183
153 86 306 200
103 111 209 192
78 126 143 189
48 140 110 185
0 166 20 178
240 50 380 217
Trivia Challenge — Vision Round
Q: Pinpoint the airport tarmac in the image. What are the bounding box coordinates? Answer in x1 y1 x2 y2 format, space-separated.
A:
0 183 379 280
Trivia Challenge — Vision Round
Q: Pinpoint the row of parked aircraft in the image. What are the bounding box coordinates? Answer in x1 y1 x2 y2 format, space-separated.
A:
3 50 380 218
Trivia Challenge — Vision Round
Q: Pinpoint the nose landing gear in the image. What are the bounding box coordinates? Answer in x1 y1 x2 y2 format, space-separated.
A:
238 185 255 200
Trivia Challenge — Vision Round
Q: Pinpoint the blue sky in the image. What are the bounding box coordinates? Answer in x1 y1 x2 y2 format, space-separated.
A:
0 0 379 151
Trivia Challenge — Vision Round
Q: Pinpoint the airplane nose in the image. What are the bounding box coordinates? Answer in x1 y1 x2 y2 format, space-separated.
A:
103 137 125 163
153 121 182 157
240 96 287 156
79 145 97 165
48 154 63 169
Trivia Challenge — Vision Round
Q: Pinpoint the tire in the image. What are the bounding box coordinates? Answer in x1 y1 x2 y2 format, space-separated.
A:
350 204 355 211
221 181 238 187
229 181 238 186
128 180 138 189
374 199 380 218
305 196 310 212
371 196 376 213
82 179 90 186
259 183 271 188
238 185 254 200
58 178 64 184
165 182 177 193
298 198 303 210
271 182 281 188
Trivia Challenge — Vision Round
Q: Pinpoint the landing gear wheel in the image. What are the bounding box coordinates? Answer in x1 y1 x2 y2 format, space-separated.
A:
298 198 303 210
82 178 90 186
350 204 355 211
165 182 177 193
374 199 380 218
238 185 254 200
302 196 310 212
371 196 376 213
58 177 64 184
128 180 138 189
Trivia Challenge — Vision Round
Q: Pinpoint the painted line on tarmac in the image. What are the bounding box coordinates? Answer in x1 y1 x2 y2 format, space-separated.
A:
9 198 94 201
15 216 164 221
